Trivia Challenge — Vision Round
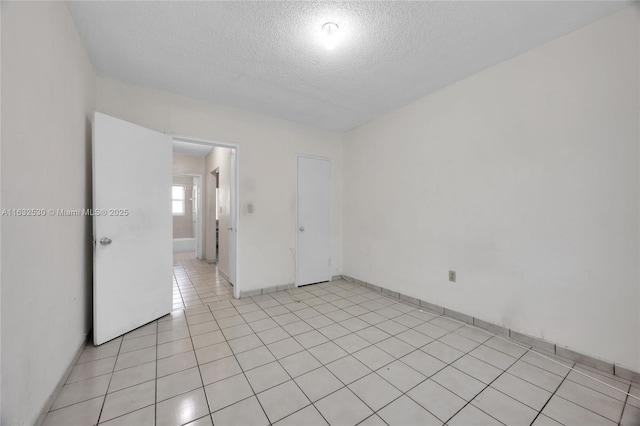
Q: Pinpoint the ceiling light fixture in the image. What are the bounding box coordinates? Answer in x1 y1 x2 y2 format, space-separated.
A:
321 22 339 50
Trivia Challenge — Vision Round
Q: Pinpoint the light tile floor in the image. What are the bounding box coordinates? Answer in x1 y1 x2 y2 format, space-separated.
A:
44 259 640 426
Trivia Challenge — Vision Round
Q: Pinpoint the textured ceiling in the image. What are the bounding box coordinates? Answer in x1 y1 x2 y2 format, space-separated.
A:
68 1 630 131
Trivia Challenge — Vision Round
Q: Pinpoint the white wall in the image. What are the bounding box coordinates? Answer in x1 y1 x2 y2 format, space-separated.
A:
205 148 232 276
97 78 344 292
1 2 96 424
343 6 640 370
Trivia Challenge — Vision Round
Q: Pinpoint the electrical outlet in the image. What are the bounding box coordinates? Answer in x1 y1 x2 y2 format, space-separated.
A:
449 270 456 282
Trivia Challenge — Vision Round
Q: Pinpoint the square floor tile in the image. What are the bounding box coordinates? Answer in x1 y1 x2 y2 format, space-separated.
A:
196 341 233 364
555 379 624 422
448 404 502 426
317 323 351 340
156 367 202 402
221 324 254 340
227 334 263 354
325 355 371 385
349 373 402 411
295 367 343 402
453 326 492 343
156 388 209 426
157 351 198 377
353 346 395 370
236 346 276 371
108 361 155 393
472 387 537 425
378 395 441 426
438 332 479 352
401 350 446 378
622 404 640 426
295 330 329 349
308 341 348 365
414 322 449 339
268 337 305 359
542 395 616 425
507 360 566 392
377 360 426 392
375 337 415 359
43 397 103 426
200 356 242 385
314 387 373 426
305 314 334 329
101 381 155 422
259 380 312 422
67 357 116 384
205 373 253 412
273 405 328 426
452 354 502 384
52 374 111 410
491 372 552 411
121 334 158 353
520 351 573 377
211 396 269 426
157 338 193 358
245 361 290 393
484 336 528 358
375 320 408 335
356 326 390 344
333 334 370 354
282 320 314 336
408 378 466 422
99 405 154 426
469 345 517 370
431 366 486 401
280 350 322 378
256 327 290 345
115 347 156 371
249 318 279 333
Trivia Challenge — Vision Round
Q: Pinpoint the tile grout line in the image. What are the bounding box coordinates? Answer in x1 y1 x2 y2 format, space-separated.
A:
204 303 274 424
617 383 632 426
528 358 574 426
95 336 124 425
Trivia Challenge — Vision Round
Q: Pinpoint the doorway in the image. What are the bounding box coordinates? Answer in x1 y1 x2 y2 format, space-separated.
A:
296 155 332 286
172 173 202 260
173 136 239 297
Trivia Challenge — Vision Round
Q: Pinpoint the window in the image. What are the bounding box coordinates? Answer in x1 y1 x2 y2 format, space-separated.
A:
172 185 185 215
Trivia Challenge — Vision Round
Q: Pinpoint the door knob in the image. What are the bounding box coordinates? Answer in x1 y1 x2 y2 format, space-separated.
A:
100 237 112 246
299 227 305 232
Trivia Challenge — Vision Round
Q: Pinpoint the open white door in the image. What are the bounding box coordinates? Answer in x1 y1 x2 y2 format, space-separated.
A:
296 156 331 286
229 149 237 285
93 112 173 345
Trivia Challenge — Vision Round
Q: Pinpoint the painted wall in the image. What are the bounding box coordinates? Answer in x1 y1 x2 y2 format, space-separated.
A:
343 6 640 370
205 147 232 276
97 78 344 292
172 176 194 239
1 2 96 424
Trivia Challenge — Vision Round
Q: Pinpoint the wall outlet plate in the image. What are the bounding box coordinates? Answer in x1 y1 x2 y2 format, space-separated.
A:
449 270 456 282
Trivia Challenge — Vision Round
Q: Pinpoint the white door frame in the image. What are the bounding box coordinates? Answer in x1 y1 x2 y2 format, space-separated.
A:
172 173 203 259
295 154 332 287
173 134 240 299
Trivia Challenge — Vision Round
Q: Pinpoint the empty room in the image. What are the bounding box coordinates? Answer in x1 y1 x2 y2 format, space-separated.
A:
1 1 639 426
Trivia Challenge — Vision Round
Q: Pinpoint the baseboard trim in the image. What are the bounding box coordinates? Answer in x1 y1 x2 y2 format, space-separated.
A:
34 333 90 426
239 276 345 299
218 269 230 282
341 274 640 383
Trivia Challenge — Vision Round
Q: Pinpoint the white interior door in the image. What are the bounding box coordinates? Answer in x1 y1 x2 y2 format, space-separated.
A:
296 156 331 286
93 112 173 345
228 149 237 285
